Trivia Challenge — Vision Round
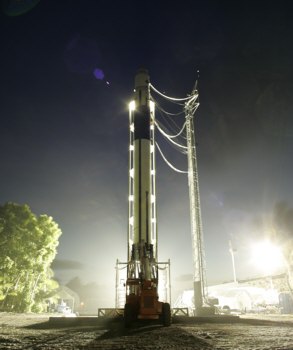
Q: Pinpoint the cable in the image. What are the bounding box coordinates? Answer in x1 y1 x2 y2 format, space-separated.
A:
185 93 199 106
157 108 185 136
151 95 186 116
156 142 188 174
155 121 188 150
156 119 187 155
156 119 187 139
155 110 183 139
153 98 187 138
161 134 188 155
150 83 193 102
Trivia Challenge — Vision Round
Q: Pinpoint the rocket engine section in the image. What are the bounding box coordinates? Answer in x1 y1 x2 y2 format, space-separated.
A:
125 69 171 327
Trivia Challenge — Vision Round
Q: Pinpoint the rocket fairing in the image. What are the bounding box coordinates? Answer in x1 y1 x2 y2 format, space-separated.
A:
128 69 157 263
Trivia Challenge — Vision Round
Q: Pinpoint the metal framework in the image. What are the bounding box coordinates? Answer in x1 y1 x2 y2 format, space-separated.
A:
115 259 171 308
185 89 207 314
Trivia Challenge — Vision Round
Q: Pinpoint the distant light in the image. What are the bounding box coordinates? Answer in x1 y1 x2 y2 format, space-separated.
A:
129 145 134 151
129 195 134 202
129 101 136 112
251 240 284 274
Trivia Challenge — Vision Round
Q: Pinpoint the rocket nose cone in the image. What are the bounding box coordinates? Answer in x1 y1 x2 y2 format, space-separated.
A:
136 67 149 75
135 68 150 88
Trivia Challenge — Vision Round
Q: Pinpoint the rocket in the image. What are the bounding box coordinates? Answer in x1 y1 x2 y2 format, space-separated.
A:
124 69 171 326
128 68 157 277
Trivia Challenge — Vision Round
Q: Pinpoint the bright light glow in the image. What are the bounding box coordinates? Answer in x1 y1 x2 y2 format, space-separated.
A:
150 124 154 130
149 100 155 114
151 169 155 175
128 195 134 201
129 168 134 178
151 195 156 203
129 145 134 151
251 240 284 274
129 216 134 225
150 145 154 153
130 123 134 132
129 100 135 111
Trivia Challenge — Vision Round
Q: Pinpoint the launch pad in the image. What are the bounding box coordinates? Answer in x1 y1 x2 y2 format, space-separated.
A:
49 69 209 326
117 68 209 325
48 313 239 328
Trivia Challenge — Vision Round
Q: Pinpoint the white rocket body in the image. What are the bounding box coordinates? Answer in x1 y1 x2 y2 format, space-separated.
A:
128 69 157 278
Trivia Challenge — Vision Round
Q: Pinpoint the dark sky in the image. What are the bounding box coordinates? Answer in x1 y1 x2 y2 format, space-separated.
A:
1 0 293 306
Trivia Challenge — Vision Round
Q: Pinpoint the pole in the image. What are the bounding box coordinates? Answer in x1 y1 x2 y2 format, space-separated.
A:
229 240 237 283
185 87 205 315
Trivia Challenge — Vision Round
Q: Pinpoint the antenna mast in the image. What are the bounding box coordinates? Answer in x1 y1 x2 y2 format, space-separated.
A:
185 86 206 314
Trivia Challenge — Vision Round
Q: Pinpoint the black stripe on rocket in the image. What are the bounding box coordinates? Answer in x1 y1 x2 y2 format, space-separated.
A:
133 105 150 141
134 105 151 244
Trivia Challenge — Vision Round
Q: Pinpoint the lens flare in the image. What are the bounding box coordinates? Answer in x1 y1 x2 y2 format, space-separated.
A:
93 68 104 80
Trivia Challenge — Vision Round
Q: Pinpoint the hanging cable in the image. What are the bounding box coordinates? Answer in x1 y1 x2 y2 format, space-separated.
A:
150 83 193 102
151 95 186 116
155 121 188 150
156 142 188 174
185 93 199 107
161 134 188 155
156 119 187 139
153 98 187 139
156 120 187 155
157 108 185 135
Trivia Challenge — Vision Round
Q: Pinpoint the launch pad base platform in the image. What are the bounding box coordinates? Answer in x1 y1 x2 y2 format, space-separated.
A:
48 314 240 328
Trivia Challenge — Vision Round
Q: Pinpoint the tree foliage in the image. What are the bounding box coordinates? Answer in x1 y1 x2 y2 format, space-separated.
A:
0 202 62 312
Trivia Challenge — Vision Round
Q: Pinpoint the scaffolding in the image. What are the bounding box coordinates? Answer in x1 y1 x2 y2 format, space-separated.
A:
115 259 171 308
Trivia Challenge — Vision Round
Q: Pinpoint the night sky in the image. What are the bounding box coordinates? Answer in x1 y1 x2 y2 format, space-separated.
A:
1 0 293 307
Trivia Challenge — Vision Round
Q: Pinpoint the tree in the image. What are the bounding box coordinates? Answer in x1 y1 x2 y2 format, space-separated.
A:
0 202 62 312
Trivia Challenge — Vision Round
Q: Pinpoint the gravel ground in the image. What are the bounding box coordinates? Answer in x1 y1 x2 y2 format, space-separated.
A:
1 313 293 349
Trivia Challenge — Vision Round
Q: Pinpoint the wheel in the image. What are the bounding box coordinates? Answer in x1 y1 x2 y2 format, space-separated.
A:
162 302 171 327
124 303 132 328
